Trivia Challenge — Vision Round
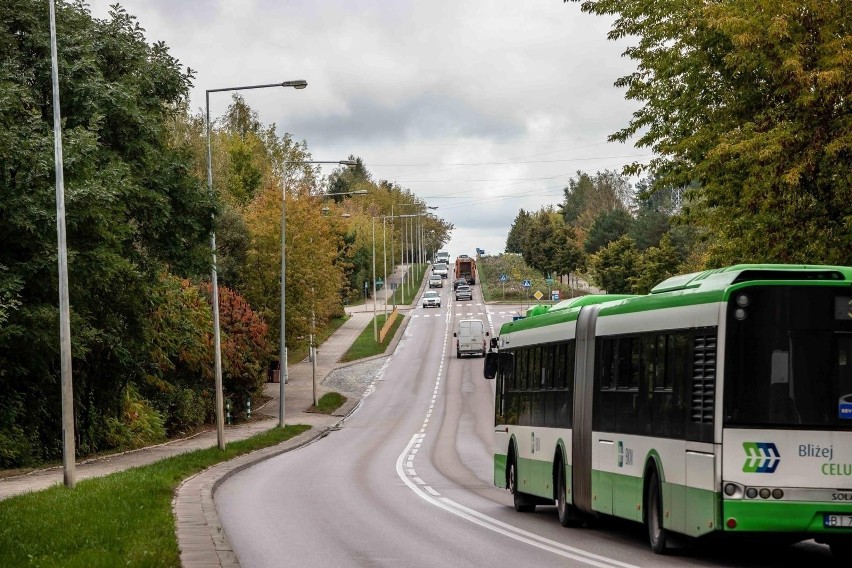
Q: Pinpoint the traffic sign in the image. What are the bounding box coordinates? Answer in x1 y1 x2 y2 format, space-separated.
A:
522 279 531 288
533 290 544 301
552 290 560 301
500 274 508 282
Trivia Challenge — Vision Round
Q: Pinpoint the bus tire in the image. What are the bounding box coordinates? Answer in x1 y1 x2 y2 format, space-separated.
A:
554 460 580 527
645 469 668 554
508 457 535 513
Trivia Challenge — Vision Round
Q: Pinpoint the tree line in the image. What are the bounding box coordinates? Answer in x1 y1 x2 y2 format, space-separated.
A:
505 0 851 292
0 1 452 467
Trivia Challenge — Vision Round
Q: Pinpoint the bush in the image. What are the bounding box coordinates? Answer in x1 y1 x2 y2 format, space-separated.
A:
104 385 166 450
0 425 34 468
162 386 210 436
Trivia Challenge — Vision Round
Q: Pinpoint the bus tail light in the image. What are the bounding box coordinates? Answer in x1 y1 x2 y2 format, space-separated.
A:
726 518 737 529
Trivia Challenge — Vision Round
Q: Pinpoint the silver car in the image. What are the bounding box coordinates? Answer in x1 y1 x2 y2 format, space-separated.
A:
422 290 441 308
429 274 443 288
455 285 473 301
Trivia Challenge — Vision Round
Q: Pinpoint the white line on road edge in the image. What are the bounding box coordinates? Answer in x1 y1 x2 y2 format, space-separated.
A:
395 435 639 568
394 295 640 568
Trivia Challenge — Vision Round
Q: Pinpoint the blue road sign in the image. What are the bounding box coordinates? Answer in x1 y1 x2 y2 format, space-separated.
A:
500 274 508 282
522 279 531 288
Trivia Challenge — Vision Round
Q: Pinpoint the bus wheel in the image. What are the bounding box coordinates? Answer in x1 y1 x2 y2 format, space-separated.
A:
829 538 851 559
555 461 578 527
646 470 668 554
508 459 535 513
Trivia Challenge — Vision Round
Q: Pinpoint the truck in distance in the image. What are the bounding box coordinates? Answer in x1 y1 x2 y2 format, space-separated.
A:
455 256 476 284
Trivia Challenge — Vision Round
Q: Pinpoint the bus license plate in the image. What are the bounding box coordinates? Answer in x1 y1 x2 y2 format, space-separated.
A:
824 514 852 528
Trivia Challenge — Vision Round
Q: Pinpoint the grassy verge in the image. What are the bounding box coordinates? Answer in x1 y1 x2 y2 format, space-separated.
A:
308 392 347 414
339 312 405 362
289 314 348 364
386 263 426 305
0 425 309 568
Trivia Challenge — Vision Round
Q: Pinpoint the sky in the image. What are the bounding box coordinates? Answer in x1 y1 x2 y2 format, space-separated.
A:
85 0 649 258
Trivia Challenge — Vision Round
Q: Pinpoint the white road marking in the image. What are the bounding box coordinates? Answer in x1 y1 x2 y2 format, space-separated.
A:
395 435 640 568
392 292 640 568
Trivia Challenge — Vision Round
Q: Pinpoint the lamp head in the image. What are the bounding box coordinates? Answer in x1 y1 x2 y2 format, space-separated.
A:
282 80 308 89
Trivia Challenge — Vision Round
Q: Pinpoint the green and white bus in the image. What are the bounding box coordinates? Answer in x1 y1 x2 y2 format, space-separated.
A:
483 264 852 558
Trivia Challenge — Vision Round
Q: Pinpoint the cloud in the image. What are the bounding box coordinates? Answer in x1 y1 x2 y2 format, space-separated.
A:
84 0 646 257
284 93 526 146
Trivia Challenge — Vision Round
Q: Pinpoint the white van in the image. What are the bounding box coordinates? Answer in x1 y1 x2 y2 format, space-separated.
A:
454 319 489 358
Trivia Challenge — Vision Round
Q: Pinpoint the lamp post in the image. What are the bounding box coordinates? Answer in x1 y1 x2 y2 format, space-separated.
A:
372 217 377 341
397 214 416 303
206 79 306 449
277 162 361 426
48 0 75 488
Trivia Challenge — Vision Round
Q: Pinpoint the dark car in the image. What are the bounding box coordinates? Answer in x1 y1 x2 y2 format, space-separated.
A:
455 285 473 301
453 278 467 290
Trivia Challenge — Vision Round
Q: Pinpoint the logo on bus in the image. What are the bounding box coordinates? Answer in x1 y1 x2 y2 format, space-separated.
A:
617 441 633 467
742 442 781 473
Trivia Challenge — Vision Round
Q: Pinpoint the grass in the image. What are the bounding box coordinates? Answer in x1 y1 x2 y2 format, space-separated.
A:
309 392 347 414
288 313 349 364
0 425 309 568
339 311 405 362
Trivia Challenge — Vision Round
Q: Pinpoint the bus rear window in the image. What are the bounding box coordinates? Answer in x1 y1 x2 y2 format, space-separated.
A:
723 286 852 429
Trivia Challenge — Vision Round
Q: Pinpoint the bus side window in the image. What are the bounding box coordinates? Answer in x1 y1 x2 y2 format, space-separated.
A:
600 339 614 390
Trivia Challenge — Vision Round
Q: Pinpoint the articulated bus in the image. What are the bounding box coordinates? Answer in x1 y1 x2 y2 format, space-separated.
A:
483 264 852 558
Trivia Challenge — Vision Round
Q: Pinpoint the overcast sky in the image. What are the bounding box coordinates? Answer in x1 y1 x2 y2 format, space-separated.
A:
85 0 649 258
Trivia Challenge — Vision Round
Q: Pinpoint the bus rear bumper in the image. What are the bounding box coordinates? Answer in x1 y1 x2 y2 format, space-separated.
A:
722 499 852 534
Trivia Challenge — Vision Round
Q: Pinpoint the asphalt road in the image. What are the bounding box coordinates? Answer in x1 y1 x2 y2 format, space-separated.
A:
215 281 840 567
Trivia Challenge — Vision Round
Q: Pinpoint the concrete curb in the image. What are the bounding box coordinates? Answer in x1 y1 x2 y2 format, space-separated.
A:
174 405 359 568
174 307 412 567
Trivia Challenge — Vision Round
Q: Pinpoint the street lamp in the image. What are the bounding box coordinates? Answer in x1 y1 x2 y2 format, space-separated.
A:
48 0 75 488
206 78 307 450
397 214 416 303
278 161 361 426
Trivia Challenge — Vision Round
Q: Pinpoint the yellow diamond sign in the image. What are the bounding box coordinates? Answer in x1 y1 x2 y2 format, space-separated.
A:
533 290 544 300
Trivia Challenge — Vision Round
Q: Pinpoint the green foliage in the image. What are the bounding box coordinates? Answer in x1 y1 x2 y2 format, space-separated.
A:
575 0 852 265
628 234 683 294
478 253 573 302
327 156 372 203
505 209 531 253
585 209 634 253
0 1 214 465
628 208 670 250
521 208 586 277
104 384 166 450
589 236 642 294
213 204 251 291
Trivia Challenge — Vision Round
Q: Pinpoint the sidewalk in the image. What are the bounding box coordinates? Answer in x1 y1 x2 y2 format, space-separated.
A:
0 272 417 568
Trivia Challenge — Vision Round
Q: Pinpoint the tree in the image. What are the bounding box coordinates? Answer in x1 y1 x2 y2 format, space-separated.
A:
589 236 642 294
585 209 634 253
574 0 852 265
506 209 531 253
327 156 372 203
520 208 585 277
0 1 212 463
629 234 683 294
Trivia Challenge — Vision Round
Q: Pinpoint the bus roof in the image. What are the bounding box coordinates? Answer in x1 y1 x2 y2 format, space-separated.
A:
499 264 852 337
650 264 852 294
